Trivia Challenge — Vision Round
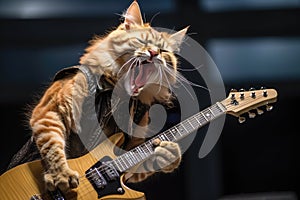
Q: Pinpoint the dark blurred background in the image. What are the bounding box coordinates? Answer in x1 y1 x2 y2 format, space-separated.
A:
1 0 300 199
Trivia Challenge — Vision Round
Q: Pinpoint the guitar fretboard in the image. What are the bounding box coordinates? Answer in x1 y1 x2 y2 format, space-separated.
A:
111 102 226 172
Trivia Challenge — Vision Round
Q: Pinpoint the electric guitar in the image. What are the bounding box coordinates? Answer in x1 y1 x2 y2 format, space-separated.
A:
0 88 277 200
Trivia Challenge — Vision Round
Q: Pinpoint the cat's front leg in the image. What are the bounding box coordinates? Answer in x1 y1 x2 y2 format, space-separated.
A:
35 125 79 191
30 72 87 191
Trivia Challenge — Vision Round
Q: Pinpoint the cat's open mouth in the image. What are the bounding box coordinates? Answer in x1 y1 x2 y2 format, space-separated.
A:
125 60 155 96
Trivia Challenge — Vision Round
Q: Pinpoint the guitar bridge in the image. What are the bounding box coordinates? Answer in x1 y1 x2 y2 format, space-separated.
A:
86 156 123 198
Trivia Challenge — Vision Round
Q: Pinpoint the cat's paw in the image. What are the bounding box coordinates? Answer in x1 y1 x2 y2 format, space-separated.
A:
44 167 79 192
154 141 181 173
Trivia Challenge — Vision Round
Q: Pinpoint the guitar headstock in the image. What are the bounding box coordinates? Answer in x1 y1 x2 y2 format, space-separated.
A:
221 87 278 123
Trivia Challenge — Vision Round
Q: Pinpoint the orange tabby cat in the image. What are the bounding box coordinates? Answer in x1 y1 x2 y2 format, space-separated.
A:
17 1 188 192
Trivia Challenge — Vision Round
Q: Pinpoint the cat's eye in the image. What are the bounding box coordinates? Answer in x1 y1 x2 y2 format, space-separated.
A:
136 38 147 45
160 49 169 53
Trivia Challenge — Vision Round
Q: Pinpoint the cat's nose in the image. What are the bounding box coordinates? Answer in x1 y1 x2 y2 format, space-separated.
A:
148 49 158 58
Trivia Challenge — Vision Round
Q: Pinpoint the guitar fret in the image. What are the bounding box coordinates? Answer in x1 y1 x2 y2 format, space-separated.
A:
163 133 170 141
131 148 140 161
180 123 189 133
187 119 195 129
120 156 129 169
115 158 125 172
165 131 173 141
158 134 164 141
216 102 226 113
183 120 193 131
174 126 182 137
169 129 176 140
211 106 219 116
137 146 146 159
194 115 202 126
208 108 215 117
140 145 148 155
200 112 208 121
113 159 122 172
192 116 200 127
177 125 186 135
144 143 153 154
188 116 196 129
144 146 151 156
126 153 134 166
203 109 212 120
130 151 138 165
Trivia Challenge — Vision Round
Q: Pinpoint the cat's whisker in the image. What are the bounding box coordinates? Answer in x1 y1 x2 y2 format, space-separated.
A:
177 64 204 72
160 64 174 92
163 67 196 99
186 32 198 36
117 56 136 77
149 12 161 25
158 65 164 93
165 63 209 91
153 62 172 93
153 63 163 94
124 58 139 80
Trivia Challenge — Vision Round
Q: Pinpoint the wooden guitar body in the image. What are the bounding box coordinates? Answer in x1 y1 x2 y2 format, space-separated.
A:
0 133 146 200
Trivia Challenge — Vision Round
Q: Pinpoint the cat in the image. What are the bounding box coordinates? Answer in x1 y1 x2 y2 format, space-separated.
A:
12 0 189 192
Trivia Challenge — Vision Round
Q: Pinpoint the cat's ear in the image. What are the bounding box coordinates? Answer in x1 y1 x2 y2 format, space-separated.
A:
169 26 189 51
124 1 144 30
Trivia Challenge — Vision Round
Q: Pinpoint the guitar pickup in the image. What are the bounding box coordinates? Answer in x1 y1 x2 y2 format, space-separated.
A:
87 167 107 189
102 163 119 181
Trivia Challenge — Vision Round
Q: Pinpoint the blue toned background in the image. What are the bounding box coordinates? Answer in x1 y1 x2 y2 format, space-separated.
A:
0 0 300 199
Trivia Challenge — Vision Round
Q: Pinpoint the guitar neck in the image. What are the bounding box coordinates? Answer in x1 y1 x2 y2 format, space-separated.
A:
111 102 226 172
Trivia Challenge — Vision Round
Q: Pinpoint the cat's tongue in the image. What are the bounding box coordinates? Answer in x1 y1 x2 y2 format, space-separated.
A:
131 63 154 94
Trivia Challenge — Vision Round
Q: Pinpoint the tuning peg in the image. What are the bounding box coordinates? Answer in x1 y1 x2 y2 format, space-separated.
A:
249 87 256 91
266 104 273 111
248 112 256 118
230 88 237 92
231 99 239 105
231 93 236 99
239 88 245 99
256 108 264 115
238 116 246 123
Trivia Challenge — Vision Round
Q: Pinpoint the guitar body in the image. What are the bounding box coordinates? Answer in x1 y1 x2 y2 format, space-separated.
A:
0 133 146 200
